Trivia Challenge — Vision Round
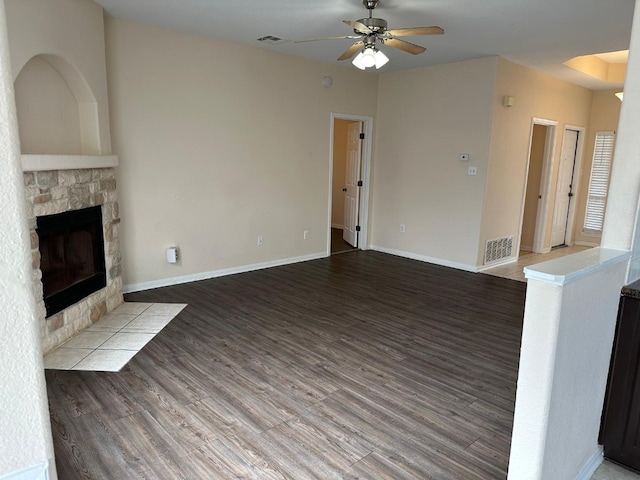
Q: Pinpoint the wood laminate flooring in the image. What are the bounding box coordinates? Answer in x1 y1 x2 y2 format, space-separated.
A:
46 251 526 479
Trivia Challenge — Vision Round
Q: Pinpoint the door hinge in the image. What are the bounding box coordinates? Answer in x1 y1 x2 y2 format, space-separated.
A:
357 180 363 187
356 225 361 232
359 133 365 140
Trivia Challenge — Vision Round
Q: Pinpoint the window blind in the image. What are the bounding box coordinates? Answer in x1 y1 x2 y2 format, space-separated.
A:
584 131 615 232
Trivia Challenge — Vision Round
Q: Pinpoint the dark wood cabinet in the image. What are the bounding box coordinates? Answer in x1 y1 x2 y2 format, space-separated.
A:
600 287 640 472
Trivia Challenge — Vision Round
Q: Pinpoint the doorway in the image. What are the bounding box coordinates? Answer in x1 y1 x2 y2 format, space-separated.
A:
328 114 373 255
519 118 558 254
550 126 583 248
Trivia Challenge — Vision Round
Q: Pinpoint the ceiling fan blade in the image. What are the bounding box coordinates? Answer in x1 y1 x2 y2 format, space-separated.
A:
295 35 362 43
343 20 373 34
337 41 365 61
386 26 444 37
383 38 426 55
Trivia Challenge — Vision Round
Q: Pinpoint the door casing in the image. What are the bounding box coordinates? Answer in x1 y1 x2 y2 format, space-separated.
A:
518 117 558 254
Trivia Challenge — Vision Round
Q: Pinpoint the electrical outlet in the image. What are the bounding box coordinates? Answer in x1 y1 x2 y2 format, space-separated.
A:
257 235 264 246
303 230 309 240
400 224 406 233
468 166 478 176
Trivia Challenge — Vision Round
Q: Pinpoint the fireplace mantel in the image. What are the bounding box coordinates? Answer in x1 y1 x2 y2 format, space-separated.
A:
21 154 118 172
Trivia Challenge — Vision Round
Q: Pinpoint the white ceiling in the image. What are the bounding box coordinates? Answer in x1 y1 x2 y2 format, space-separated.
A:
94 0 636 90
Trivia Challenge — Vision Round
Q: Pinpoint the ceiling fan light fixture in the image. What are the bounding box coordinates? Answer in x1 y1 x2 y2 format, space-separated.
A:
352 46 388 70
360 47 377 68
374 49 389 68
352 50 367 70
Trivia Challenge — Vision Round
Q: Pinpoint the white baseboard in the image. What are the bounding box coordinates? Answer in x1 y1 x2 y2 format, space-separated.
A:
331 224 344 230
123 252 327 293
574 447 603 480
370 245 478 273
477 256 518 271
0 461 50 480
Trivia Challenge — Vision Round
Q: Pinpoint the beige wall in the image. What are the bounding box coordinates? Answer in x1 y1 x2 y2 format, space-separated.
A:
331 119 350 227
372 55 595 270
574 89 622 246
480 58 593 264
105 18 378 288
521 124 546 251
5 0 111 154
371 57 497 268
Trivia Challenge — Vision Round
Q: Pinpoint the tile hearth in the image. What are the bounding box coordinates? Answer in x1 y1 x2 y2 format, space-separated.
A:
43 302 186 372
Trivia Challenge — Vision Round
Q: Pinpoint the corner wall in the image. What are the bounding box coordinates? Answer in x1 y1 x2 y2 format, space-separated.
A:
105 18 378 289
480 58 593 265
371 57 497 269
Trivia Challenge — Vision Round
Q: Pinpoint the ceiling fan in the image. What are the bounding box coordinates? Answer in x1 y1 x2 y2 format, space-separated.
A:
296 0 444 69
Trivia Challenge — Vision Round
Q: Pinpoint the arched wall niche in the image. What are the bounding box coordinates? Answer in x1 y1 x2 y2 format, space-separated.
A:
14 54 100 154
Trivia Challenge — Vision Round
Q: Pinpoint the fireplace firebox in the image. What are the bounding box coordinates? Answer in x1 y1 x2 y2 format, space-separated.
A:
36 205 107 317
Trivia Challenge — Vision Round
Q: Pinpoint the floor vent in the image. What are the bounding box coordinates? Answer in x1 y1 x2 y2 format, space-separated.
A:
484 236 514 265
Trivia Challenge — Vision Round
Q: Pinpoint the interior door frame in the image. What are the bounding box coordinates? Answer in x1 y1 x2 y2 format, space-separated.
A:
328 113 373 255
517 117 558 254
554 125 585 247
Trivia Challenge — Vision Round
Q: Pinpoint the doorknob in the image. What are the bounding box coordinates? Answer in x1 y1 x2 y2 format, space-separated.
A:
342 188 347 192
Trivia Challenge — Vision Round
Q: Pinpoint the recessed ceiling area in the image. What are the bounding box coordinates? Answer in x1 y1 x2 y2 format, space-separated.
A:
93 0 636 90
563 50 628 88
594 50 630 64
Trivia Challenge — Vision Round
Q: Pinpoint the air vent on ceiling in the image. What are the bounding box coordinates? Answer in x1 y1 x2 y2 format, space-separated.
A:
484 236 514 265
255 35 288 44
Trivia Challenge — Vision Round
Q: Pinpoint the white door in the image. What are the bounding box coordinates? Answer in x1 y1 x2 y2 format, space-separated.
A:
551 129 579 247
343 121 363 247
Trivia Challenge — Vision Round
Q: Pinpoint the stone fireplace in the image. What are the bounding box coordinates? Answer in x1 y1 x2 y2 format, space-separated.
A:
24 160 123 354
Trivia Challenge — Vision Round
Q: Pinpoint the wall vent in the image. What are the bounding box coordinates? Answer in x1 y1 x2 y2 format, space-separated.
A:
484 236 514 265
